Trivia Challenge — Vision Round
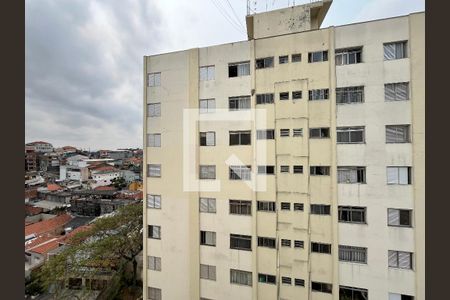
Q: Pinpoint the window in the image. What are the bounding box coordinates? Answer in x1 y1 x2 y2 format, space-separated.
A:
385 82 409 101
257 129 275 140
388 250 413 269
200 165 216 180
292 53 302 62
311 242 331 254
311 204 331 215
200 197 216 213
229 200 252 215
147 134 161 147
256 57 274 69
229 131 251 145
337 167 366 184
310 166 330 176
387 167 412 185
258 165 274 174
200 65 215 81
336 86 364 104
147 103 161 117
389 293 414 300
281 277 292 285
309 89 329 100
335 47 363 65
257 201 276 212
229 96 251 110
280 165 290 173
339 286 368 300
147 194 161 209
148 287 162 300
280 202 291 210
148 164 161 177
279 92 289 100
200 264 216 281
339 245 367 263
258 237 276 248
147 72 161 87
230 234 252 251
308 51 328 63
292 128 303 137
338 206 366 224
295 278 305 287
281 239 291 247
199 99 215 113
280 129 290 137
386 125 410 143
229 165 251 180
279 55 289 64
337 127 364 143
230 269 252 286
229 61 250 77
258 273 276 284
256 93 274 104
200 132 216 146
388 208 412 227
292 91 302 100
294 203 304 211
200 231 216 246
310 128 330 138
293 165 303 174
294 240 304 248
311 281 332 294
148 225 161 239
148 256 161 271
384 41 408 60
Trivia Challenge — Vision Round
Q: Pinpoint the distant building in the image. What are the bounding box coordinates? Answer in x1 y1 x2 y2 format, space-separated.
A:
25 146 37 172
26 141 53 153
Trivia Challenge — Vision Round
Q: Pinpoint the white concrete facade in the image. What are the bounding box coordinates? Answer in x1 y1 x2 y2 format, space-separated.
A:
143 2 424 299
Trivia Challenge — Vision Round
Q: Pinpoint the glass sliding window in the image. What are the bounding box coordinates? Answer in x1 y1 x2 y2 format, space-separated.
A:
279 55 289 64
229 200 252 215
230 269 252 286
337 126 364 143
308 51 328 63
228 61 250 77
229 96 251 110
147 103 161 117
200 231 216 246
147 164 161 177
255 57 274 69
199 65 215 81
336 86 364 104
385 82 409 101
147 72 161 87
386 125 410 143
388 208 412 227
199 197 216 213
230 234 252 251
199 165 216 179
258 237 276 248
257 129 275 140
200 131 216 146
339 245 367 263
384 41 408 60
335 47 363 65
337 167 366 183
388 250 413 269
310 127 330 138
292 53 302 62
229 165 252 180
309 89 329 100
147 194 161 209
310 166 330 175
147 133 161 147
257 201 276 212
199 98 215 113
339 286 369 300
387 167 412 184
338 206 366 223
229 130 251 145
256 93 274 104
311 204 330 215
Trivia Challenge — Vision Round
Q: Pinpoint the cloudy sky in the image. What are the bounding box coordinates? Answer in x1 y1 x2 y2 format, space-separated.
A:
25 0 425 150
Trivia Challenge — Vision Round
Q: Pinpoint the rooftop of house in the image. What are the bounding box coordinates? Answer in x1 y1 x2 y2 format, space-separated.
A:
25 213 73 237
26 141 52 145
94 186 117 191
25 205 44 216
47 183 63 192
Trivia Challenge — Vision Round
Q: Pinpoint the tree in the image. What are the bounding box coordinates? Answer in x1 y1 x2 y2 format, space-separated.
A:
36 203 143 299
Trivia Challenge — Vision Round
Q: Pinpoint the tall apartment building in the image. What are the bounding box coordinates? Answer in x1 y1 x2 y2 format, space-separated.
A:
143 1 424 299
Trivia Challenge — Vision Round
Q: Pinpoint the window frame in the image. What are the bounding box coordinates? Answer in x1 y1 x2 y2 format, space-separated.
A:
338 206 367 224
386 125 411 143
200 230 216 247
229 130 251 146
257 201 276 212
229 95 251 111
339 245 367 264
337 166 366 184
230 234 252 251
308 51 328 63
148 225 161 239
255 57 274 69
147 102 161 117
229 199 252 215
257 129 275 140
147 72 161 87
337 126 365 144
147 194 161 209
199 98 216 113
199 65 215 81
199 197 216 213
228 61 250 77
147 164 161 178
310 166 330 176
388 208 413 227
336 86 364 104
310 204 331 215
256 93 274 104
199 165 216 180
229 165 252 180
308 89 329 101
335 47 363 66
309 127 330 138
388 250 413 270
384 41 408 60
199 131 216 146
147 133 161 147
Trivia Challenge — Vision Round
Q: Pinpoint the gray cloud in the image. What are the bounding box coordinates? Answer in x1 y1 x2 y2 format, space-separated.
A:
26 0 164 150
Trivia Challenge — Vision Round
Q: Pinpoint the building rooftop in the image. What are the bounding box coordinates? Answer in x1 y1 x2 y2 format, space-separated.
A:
25 213 73 237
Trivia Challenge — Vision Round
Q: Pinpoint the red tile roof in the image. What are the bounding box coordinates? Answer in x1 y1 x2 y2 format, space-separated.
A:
94 186 117 191
25 205 43 216
89 165 117 172
47 183 63 191
25 214 73 237
29 239 61 255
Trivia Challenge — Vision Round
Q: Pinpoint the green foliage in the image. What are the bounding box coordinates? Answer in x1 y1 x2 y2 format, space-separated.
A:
111 177 127 189
37 203 143 297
